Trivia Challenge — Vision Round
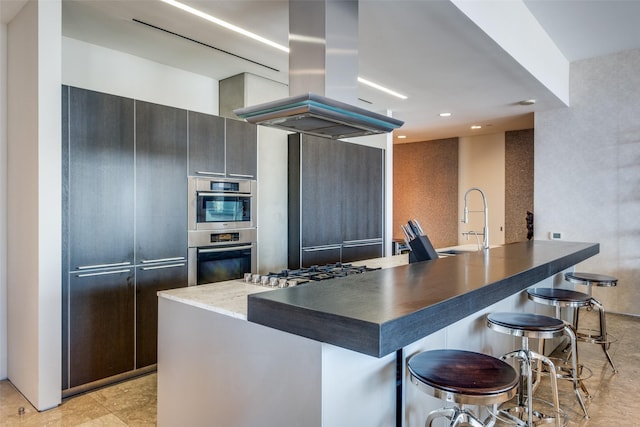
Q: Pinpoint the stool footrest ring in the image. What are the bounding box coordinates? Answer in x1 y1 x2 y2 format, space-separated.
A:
576 329 617 346
494 397 569 427
533 356 593 382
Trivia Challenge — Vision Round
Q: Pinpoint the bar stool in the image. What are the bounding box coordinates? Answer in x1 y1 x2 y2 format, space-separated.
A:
487 312 588 426
407 349 519 427
564 272 618 372
526 288 593 397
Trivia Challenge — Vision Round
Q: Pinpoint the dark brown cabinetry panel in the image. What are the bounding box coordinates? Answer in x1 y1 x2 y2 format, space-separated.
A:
342 143 384 242
188 111 225 177
68 269 135 388
299 136 344 248
135 263 187 368
63 87 190 393
135 101 188 264
226 118 257 179
66 86 135 270
289 134 385 268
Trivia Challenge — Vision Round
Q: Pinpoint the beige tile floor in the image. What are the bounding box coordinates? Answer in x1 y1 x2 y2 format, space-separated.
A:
0 313 638 426
0 373 156 426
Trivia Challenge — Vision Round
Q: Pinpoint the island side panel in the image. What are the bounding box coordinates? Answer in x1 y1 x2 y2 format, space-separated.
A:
157 297 323 427
321 343 397 426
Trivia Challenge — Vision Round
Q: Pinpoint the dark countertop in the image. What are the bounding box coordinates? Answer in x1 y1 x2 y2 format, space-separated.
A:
247 240 599 358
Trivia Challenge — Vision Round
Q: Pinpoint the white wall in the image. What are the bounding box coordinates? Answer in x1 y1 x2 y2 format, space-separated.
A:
0 9 8 382
458 133 506 247
62 37 218 115
535 49 640 316
7 0 61 409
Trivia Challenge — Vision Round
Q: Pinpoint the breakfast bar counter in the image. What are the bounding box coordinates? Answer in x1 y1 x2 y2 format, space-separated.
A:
157 240 598 427
248 240 599 357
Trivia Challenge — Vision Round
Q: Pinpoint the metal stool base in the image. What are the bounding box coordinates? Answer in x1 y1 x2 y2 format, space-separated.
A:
426 406 485 427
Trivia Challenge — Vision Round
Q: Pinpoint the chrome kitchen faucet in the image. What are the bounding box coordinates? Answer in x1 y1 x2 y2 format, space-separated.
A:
461 187 490 250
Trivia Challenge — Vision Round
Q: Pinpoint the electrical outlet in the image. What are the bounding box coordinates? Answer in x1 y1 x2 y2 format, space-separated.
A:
549 231 563 240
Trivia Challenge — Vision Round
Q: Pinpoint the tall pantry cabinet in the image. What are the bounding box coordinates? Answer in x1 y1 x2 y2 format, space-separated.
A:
63 87 136 391
288 134 385 268
62 87 188 394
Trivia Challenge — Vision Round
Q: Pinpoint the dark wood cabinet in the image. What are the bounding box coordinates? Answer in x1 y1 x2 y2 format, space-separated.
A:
68 268 135 388
187 115 257 179
63 87 136 393
188 111 225 177
289 134 385 268
225 118 257 179
342 143 384 242
134 101 188 368
63 87 190 393
66 86 135 270
135 101 188 264
300 136 344 248
135 262 187 368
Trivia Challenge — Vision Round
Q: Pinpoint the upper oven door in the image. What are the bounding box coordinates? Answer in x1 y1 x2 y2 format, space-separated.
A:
189 177 256 230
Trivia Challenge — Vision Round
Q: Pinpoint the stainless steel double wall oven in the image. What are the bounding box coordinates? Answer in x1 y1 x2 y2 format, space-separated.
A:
188 176 257 285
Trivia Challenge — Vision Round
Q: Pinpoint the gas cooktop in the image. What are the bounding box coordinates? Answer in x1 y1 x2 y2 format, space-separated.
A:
244 262 381 288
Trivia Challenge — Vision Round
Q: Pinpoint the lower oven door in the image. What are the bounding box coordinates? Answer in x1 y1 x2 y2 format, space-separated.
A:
188 243 256 285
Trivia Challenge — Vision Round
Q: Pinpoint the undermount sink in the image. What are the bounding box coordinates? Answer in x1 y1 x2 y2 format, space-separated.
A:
437 250 471 256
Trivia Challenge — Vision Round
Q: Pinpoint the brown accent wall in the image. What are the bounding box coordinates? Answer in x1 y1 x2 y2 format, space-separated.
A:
505 129 534 243
393 138 458 248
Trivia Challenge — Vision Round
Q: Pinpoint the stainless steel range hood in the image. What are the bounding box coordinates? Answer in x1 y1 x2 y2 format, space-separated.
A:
233 0 403 139
234 93 403 139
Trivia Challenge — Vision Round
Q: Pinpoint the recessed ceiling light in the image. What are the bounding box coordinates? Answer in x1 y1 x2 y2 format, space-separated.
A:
397 135 407 139
519 99 536 106
439 112 452 117
358 77 408 100
471 125 482 130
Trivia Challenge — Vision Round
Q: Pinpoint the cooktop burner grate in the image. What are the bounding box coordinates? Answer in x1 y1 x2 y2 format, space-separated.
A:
246 262 381 287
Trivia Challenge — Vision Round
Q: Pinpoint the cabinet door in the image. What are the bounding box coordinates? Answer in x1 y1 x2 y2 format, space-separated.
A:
68 268 135 388
136 262 187 368
225 118 257 179
342 241 383 263
342 143 384 241
188 111 225 177
300 136 345 248
67 87 135 270
135 101 188 264
301 245 342 268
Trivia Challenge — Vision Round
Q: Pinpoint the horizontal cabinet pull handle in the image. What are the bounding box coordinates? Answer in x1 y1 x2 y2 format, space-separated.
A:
198 245 253 254
227 173 254 178
196 171 225 176
343 242 382 248
140 257 186 264
141 263 185 271
77 269 131 278
343 238 383 245
76 262 131 270
302 245 342 252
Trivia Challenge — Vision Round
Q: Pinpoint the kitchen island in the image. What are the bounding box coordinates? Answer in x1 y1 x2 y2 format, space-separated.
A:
157 240 598 427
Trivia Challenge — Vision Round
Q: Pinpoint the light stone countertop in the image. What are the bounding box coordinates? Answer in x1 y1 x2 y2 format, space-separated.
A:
158 280 272 320
158 254 411 319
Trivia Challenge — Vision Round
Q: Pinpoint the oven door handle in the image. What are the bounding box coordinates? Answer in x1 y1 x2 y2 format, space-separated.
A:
196 192 251 197
198 245 254 254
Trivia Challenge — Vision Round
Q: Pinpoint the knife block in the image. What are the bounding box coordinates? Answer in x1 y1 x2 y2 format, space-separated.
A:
408 234 439 263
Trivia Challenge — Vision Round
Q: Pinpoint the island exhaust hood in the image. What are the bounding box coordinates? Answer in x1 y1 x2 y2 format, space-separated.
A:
234 0 403 139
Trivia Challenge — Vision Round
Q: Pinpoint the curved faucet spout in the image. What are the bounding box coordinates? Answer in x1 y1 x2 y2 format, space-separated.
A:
462 187 489 250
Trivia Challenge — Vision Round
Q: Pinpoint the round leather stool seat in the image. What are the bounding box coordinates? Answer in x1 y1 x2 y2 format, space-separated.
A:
527 288 592 307
408 349 518 405
487 312 565 338
565 272 617 288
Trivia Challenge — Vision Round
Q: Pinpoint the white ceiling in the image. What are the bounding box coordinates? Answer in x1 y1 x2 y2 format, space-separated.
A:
4 0 640 143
